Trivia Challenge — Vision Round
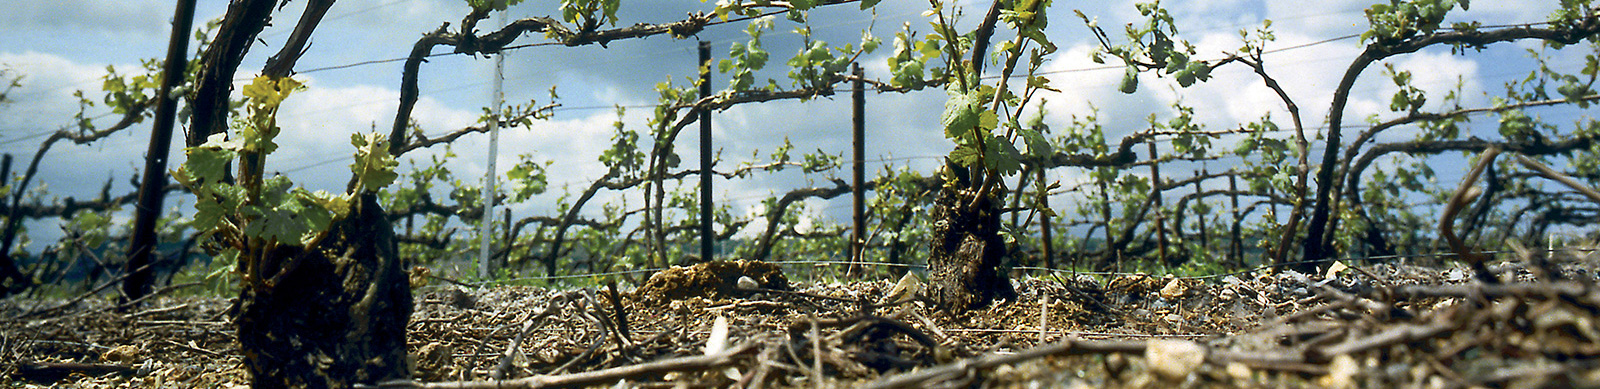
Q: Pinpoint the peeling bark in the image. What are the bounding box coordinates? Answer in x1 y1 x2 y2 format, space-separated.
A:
925 187 1014 311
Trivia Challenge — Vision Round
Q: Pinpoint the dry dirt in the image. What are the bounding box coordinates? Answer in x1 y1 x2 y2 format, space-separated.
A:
3 255 1600 388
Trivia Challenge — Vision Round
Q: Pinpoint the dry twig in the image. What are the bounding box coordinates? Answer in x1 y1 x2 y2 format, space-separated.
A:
365 343 757 389
1440 146 1500 283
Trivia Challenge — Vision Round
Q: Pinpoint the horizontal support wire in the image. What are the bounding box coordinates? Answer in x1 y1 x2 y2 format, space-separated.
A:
455 247 1598 287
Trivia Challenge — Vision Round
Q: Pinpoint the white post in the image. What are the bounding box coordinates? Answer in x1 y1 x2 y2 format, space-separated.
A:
478 11 507 280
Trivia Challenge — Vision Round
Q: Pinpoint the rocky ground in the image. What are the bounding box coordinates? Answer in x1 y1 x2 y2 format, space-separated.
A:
3 250 1600 388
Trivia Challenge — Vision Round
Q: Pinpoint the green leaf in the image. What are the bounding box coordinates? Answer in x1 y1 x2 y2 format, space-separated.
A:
306 190 352 219
713 0 736 21
1027 76 1060 92
950 145 981 167
350 133 399 192
890 59 925 89
293 192 334 245
191 195 227 232
860 0 881 9
211 182 248 210
861 30 880 54
986 136 1023 175
185 143 237 184
207 249 240 279
941 89 980 139
1558 81 1591 103
978 110 999 130
746 44 769 70
507 159 549 202
467 0 521 11
1020 127 1052 157
1118 66 1139 94
730 69 754 91
240 75 302 107
258 175 293 206
806 41 831 62
917 39 942 59
1189 61 1211 81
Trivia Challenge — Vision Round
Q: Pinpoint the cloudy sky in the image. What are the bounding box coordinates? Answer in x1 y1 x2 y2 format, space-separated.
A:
0 0 1586 252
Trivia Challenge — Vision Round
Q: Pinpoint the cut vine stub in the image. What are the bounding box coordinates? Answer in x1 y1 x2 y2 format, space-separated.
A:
926 187 1015 311
236 193 412 388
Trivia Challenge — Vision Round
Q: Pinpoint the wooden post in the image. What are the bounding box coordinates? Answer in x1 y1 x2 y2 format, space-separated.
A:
404 213 414 268
0 153 8 258
0 154 10 196
1194 169 1207 255
698 41 714 264
1038 168 1054 269
502 208 512 264
1099 178 1115 271
851 63 865 274
1229 173 1243 267
1268 182 1279 261
123 0 197 306
1147 142 1166 266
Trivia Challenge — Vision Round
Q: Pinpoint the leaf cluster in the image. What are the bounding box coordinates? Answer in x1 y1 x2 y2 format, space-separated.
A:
171 76 400 286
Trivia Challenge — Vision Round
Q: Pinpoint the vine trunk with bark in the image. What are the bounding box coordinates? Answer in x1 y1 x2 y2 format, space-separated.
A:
925 182 1015 311
237 193 412 388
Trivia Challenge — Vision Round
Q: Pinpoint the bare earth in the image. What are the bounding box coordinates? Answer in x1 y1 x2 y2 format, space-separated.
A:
4 255 1600 388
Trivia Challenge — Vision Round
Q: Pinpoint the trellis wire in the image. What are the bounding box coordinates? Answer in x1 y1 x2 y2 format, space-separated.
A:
459 247 1598 287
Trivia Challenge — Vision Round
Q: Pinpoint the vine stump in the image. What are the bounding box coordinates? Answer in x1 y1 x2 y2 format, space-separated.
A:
926 187 1015 311
237 193 412 388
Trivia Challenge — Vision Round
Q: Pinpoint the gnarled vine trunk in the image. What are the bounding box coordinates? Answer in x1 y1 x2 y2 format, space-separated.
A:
237 193 411 388
926 186 1015 311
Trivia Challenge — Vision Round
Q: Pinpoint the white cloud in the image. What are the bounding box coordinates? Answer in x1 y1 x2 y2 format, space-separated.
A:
1034 42 1176 142
0 52 133 134
1264 0 1372 38
1457 1 1556 26
1151 30 1372 130
271 76 481 191
1167 0 1263 34
341 0 467 27
1366 51 1483 143
0 52 151 199
0 1 167 38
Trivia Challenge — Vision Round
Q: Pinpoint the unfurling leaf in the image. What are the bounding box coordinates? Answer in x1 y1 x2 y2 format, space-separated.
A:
506 157 550 202
1027 75 1061 92
240 75 302 107
861 30 880 54
306 190 352 220
350 133 400 192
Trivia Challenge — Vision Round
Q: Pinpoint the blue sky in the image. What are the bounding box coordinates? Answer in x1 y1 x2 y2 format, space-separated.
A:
0 0 1587 253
